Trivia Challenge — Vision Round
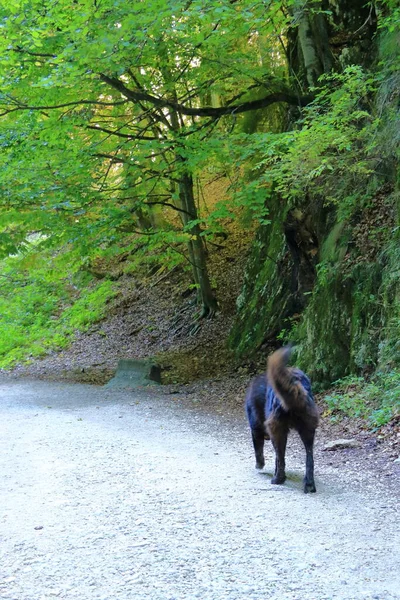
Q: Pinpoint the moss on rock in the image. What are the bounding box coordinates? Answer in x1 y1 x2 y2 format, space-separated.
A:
294 198 400 386
228 198 290 358
229 195 320 359
230 188 399 388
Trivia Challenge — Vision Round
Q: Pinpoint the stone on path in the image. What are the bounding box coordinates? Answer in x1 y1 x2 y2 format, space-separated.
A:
105 359 161 389
323 438 361 451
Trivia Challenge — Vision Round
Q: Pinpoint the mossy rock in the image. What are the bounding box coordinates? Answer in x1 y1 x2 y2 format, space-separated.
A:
105 359 162 388
230 187 399 388
229 195 323 360
228 200 290 357
294 233 400 386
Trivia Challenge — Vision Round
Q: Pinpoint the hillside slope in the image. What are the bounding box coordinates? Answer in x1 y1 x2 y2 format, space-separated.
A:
9 227 254 386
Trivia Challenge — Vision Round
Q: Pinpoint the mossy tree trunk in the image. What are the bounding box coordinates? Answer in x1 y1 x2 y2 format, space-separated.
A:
293 3 327 87
229 196 321 357
289 0 377 90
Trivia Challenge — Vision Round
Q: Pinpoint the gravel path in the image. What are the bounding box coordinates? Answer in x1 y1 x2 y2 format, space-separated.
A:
0 378 399 600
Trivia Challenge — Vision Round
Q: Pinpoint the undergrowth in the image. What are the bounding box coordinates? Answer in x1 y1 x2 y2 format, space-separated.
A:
322 370 400 428
0 250 117 368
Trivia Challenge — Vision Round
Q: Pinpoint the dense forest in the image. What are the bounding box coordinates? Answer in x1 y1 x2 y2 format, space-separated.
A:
0 0 399 425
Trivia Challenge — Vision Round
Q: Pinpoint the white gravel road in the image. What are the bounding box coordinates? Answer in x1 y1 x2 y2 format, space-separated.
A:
0 378 399 600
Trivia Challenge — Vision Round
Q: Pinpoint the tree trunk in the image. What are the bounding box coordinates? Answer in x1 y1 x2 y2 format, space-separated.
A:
165 77 218 317
178 170 218 317
289 0 377 90
294 5 324 87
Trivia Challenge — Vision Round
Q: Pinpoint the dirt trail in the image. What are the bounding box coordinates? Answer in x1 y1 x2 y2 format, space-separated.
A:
0 378 399 600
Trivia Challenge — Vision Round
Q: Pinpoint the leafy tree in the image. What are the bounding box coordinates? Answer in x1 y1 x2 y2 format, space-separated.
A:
0 0 312 316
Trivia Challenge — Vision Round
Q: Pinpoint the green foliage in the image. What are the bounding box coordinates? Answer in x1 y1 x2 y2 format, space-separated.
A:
0 248 116 368
323 370 400 428
245 67 382 216
60 280 116 330
122 230 191 275
378 1 400 34
202 65 389 232
0 0 289 252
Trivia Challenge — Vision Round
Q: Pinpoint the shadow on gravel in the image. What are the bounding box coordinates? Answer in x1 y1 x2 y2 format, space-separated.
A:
257 470 305 493
256 469 342 496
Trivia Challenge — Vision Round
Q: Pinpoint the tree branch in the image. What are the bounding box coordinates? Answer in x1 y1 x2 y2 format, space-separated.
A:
86 124 159 140
99 73 314 117
0 97 127 117
0 78 312 120
12 46 57 58
144 200 193 217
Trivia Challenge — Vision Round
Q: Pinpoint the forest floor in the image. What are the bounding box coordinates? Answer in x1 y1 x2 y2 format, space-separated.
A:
4 224 400 492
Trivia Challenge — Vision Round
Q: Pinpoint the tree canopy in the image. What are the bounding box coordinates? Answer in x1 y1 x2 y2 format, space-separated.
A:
1 0 317 314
